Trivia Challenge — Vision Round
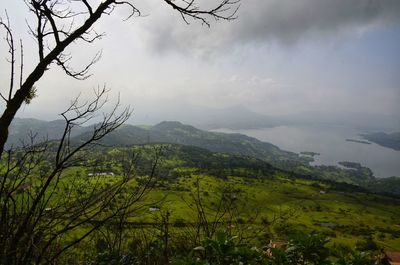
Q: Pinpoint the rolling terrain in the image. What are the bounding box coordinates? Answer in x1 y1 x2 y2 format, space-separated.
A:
6 118 400 195
57 143 400 250
3 123 400 263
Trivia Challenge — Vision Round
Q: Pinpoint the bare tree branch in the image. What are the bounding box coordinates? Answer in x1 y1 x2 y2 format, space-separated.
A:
164 0 240 26
0 1 241 261
0 88 144 264
0 0 240 156
0 12 15 103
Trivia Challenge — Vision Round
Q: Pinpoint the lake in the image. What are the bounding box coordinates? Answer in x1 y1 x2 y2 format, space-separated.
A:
213 125 400 178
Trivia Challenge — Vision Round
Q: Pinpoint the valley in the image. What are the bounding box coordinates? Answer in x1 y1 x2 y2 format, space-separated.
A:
3 118 400 264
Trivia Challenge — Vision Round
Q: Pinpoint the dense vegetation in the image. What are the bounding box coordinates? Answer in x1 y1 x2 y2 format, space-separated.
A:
7 119 400 196
2 141 399 264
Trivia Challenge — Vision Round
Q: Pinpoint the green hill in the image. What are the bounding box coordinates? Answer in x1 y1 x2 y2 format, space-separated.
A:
82 121 302 163
6 118 87 148
6 119 400 195
92 121 381 187
63 144 400 250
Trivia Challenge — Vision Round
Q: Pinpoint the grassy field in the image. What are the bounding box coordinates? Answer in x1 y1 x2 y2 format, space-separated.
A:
126 173 400 250
5 142 400 261
54 142 400 251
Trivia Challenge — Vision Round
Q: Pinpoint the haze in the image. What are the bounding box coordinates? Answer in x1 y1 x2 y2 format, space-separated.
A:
1 0 399 128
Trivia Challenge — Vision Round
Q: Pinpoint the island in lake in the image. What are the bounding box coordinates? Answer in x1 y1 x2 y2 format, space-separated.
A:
300 151 320 157
338 161 363 169
345 139 371 145
360 132 400 151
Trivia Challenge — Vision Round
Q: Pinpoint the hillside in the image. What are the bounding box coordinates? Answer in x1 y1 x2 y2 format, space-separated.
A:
64 144 400 250
77 121 381 186
152 121 283 160
6 118 399 195
7 118 306 164
6 118 87 148
4 141 400 263
361 132 400 151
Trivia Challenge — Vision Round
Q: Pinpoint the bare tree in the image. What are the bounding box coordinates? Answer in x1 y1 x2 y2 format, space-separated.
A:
0 2 239 263
0 87 166 264
180 177 245 245
0 0 240 157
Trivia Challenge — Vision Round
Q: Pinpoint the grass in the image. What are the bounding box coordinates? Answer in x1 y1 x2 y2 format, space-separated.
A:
5 143 400 254
107 172 400 250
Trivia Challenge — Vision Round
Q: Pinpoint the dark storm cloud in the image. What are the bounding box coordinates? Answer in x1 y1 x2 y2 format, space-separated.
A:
142 0 400 53
233 0 400 43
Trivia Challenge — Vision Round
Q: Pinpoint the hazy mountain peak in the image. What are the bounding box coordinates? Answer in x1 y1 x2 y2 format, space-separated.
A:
153 121 184 128
152 121 198 132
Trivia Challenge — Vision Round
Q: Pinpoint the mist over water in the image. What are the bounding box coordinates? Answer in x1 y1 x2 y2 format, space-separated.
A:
214 125 400 178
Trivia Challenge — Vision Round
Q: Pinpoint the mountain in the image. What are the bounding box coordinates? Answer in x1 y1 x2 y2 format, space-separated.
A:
6 118 87 148
133 104 280 130
126 103 399 131
6 118 400 195
81 121 304 165
6 117 302 164
190 105 280 130
278 111 400 131
151 121 300 163
72 121 387 187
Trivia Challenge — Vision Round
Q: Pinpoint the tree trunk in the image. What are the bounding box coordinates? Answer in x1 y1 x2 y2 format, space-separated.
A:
0 0 112 157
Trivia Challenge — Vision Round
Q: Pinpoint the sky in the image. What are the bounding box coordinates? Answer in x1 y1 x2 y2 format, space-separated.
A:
1 0 400 125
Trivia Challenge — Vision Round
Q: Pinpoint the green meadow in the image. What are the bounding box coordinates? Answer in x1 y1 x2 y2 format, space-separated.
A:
54 144 400 251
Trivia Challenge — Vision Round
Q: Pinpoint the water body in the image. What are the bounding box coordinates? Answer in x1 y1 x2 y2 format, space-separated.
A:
213 125 400 178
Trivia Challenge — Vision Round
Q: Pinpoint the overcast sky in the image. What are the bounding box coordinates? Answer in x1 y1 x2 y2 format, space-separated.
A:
1 0 399 125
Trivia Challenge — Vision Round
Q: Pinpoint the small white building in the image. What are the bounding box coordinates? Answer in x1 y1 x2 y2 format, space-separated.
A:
88 172 115 177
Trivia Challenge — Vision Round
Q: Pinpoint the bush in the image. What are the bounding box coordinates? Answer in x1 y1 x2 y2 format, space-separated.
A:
172 231 268 265
355 237 378 251
284 232 330 265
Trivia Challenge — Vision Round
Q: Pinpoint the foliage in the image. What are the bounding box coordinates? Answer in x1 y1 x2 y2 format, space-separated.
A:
1 141 399 263
8 120 399 195
172 232 383 265
284 233 331 264
172 231 268 265
335 251 376 265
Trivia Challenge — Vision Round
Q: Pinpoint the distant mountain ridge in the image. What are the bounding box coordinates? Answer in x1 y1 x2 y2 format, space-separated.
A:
6 118 298 161
122 104 399 131
131 104 280 130
191 106 280 130
5 118 400 196
6 118 87 148
75 120 303 165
